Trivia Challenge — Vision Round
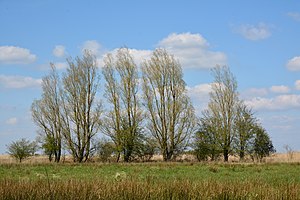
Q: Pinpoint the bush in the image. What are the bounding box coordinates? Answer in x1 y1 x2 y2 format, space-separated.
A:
252 126 276 162
135 138 157 162
97 138 116 162
6 138 38 163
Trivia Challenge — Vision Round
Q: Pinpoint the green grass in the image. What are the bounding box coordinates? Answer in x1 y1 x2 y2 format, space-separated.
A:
1 162 299 184
0 162 299 199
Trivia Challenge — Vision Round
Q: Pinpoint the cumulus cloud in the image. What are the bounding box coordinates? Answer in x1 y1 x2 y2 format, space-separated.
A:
105 48 152 68
5 117 18 125
81 40 103 56
241 88 269 99
287 12 300 22
0 75 42 89
0 46 37 64
159 32 209 48
286 56 300 71
80 40 107 68
245 94 300 111
235 23 271 41
295 80 300 90
157 33 227 69
186 83 212 113
128 49 152 66
85 33 226 69
53 45 66 57
187 84 212 99
270 85 290 94
53 62 68 70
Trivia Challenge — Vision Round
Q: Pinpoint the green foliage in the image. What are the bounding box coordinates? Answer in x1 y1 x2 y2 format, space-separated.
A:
234 103 256 160
134 137 157 161
194 126 221 161
253 125 276 161
40 135 59 162
6 138 38 163
97 138 116 162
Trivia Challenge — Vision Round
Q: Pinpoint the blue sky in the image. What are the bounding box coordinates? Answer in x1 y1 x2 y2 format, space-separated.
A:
1 0 300 153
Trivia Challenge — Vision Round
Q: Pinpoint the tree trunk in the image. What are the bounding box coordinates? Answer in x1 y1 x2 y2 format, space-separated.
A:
223 149 229 162
162 148 173 161
48 153 53 162
55 148 61 162
116 152 120 162
124 147 133 162
239 146 245 161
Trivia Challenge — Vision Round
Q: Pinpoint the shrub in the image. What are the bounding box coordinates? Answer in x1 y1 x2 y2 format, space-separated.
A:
97 138 116 162
6 138 38 163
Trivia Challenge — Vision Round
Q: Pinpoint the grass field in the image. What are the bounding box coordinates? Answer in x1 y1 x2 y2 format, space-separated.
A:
0 161 299 199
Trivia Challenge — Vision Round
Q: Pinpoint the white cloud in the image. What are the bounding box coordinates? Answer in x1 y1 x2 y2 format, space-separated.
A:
187 83 212 99
5 117 17 125
295 80 300 90
53 62 68 70
106 48 152 67
86 33 226 69
0 75 42 89
157 33 227 69
0 46 37 64
99 47 151 68
287 12 300 22
236 23 271 41
186 83 212 113
270 85 290 94
81 40 103 56
241 88 268 99
286 56 300 71
245 94 300 111
128 49 152 66
81 40 107 68
159 32 209 48
53 45 66 57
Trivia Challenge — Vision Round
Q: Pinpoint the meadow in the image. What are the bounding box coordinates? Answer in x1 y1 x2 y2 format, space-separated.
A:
0 159 300 200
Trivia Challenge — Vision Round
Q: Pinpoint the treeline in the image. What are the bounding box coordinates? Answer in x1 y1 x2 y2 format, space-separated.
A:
29 48 275 163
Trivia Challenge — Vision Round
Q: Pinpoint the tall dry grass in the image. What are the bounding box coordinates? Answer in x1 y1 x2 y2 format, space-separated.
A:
0 178 299 200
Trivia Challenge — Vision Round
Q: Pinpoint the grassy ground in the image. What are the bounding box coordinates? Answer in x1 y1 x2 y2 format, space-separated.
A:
0 162 299 199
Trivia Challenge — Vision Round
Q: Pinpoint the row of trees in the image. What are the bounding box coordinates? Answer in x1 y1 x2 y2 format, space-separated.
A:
29 48 274 163
31 48 196 162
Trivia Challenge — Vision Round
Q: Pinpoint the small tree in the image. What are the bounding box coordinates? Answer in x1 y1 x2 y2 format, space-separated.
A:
253 125 275 162
7 138 38 163
234 103 256 161
97 138 116 162
135 137 157 162
195 111 222 161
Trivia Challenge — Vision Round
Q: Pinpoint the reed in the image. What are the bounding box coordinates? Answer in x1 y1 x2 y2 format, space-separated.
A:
0 178 299 200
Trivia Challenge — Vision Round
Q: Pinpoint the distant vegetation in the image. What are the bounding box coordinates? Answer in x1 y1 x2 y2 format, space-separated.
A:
5 47 274 164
